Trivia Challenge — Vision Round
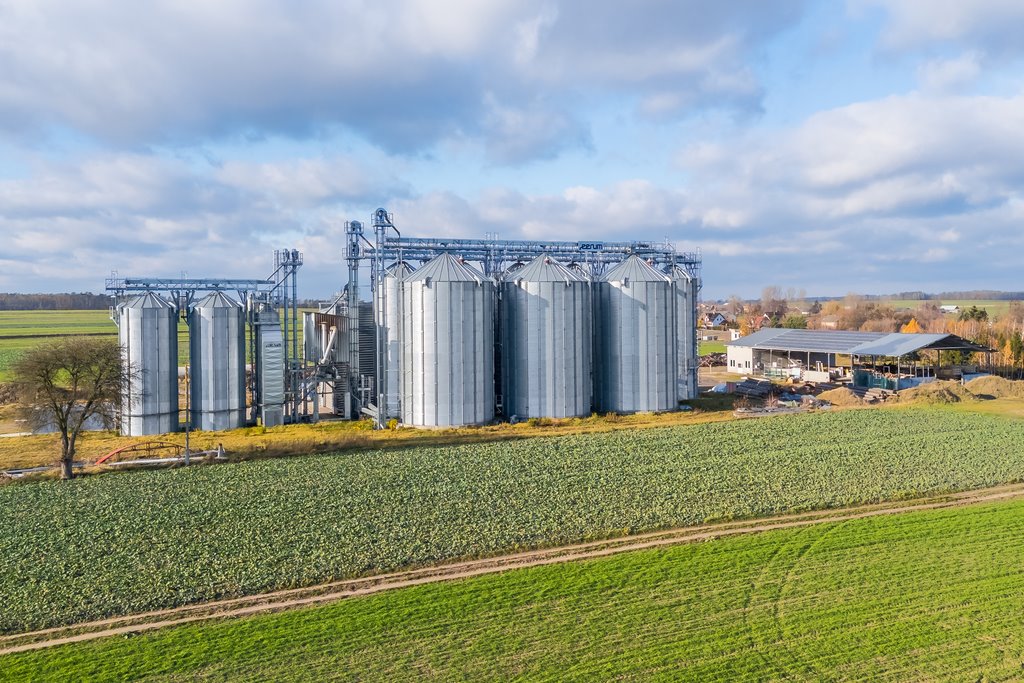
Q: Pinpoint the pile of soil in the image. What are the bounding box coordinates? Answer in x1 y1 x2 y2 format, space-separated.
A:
896 380 979 405
964 375 1024 400
816 387 865 406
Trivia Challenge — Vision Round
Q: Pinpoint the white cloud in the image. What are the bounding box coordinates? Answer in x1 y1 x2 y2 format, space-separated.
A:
480 95 590 164
215 157 405 208
0 150 400 294
917 52 982 92
854 0 1024 54
0 0 803 160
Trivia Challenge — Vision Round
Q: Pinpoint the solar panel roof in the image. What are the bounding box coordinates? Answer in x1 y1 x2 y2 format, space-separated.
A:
727 329 990 356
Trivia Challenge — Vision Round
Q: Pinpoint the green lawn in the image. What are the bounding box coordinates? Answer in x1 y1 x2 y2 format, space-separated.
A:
6 495 1024 681
4 407 1024 633
699 340 727 354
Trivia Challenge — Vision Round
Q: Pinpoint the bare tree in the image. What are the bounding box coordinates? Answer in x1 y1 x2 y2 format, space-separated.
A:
726 295 745 316
761 285 787 315
12 337 130 479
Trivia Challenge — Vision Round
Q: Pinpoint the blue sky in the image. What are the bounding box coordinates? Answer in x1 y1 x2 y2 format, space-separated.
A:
2 0 1023 299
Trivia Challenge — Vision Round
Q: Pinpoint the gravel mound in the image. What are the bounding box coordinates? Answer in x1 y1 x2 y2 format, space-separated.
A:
817 388 865 406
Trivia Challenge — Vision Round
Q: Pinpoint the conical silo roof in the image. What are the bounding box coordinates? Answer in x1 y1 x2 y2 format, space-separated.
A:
123 291 174 309
195 291 241 308
405 253 484 283
602 255 671 283
669 264 694 282
504 254 587 282
385 261 415 278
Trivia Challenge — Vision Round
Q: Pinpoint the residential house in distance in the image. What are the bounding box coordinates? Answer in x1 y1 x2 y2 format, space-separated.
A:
701 311 727 328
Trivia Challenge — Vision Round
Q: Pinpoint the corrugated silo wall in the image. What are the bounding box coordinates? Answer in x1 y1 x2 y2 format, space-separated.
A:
401 278 495 426
594 278 677 412
375 269 408 420
676 274 699 400
119 295 179 435
501 279 592 419
189 294 246 431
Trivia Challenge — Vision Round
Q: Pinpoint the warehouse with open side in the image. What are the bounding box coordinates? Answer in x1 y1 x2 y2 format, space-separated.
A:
726 328 992 390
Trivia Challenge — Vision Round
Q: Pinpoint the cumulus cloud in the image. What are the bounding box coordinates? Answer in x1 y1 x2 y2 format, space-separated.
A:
215 157 407 208
0 151 391 294
0 0 803 161
916 52 982 92
480 95 590 164
854 0 1024 54
673 91 1024 292
387 179 690 243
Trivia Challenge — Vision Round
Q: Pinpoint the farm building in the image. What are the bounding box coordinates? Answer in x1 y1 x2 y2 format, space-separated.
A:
726 328 991 389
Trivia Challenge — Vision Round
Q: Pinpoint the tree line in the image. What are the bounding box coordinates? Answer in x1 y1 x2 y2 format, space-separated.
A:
0 293 111 310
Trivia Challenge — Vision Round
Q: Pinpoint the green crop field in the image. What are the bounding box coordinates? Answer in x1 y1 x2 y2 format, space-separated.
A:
0 308 312 382
3 407 1024 633
0 310 120 382
882 298 1014 317
0 309 117 338
0 311 118 381
6 495 1024 681
0 310 186 382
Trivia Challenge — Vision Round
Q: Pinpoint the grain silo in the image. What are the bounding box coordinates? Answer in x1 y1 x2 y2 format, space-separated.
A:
671 265 699 400
376 261 414 420
595 256 677 412
189 291 246 431
401 253 494 427
501 255 592 418
119 292 179 435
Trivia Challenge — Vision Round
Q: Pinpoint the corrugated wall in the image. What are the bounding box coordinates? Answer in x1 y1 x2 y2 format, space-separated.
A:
401 259 495 427
501 272 592 419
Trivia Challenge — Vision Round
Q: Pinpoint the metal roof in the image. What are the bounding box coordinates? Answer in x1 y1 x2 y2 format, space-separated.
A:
385 261 415 278
727 328 992 356
727 328 884 353
601 255 671 283
122 291 174 309
848 333 948 357
406 252 484 283
194 291 241 309
669 264 694 282
850 333 991 356
504 254 587 283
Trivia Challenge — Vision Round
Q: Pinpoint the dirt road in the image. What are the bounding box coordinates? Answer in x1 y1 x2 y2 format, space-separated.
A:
4 483 1023 656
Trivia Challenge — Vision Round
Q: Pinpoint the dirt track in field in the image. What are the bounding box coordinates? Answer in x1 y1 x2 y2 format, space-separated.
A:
4 483 1024 656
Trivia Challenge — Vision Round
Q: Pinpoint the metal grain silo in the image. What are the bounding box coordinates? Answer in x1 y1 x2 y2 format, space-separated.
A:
501 255 592 419
376 261 415 420
119 292 179 435
671 265 699 401
595 256 677 413
401 253 494 427
189 291 246 431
